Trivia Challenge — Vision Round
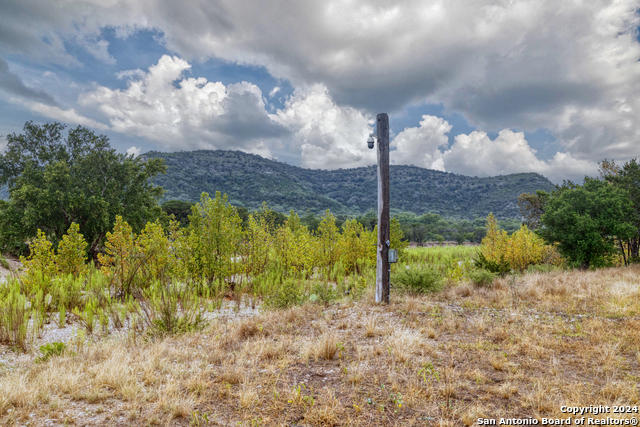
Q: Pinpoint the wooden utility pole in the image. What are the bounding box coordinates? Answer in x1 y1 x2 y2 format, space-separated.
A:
376 113 390 304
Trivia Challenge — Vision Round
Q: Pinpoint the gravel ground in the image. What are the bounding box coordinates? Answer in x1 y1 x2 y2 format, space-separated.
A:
0 255 21 279
0 299 262 369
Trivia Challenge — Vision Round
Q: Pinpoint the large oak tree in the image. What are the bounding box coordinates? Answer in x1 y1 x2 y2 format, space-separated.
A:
0 121 166 256
539 178 636 269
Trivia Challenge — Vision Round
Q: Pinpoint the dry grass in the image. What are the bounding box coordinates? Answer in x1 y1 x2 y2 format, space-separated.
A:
316 332 340 361
0 265 639 425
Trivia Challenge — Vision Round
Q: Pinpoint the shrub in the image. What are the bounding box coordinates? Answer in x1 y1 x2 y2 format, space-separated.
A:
71 297 98 335
35 342 66 363
136 282 208 336
264 278 304 309
467 268 496 287
55 223 87 278
0 281 31 350
256 261 306 309
187 192 244 287
20 230 57 295
393 266 443 294
480 214 562 272
474 252 511 276
98 216 137 296
309 281 339 306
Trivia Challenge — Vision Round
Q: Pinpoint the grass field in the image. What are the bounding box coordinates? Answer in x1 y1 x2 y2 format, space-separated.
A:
0 248 639 426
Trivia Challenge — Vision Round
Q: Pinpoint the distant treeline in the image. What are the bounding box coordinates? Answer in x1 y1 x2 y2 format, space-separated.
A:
161 199 521 244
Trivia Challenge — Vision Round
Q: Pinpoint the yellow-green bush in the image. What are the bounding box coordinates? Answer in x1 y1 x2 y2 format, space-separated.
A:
55 223 87 278
20 229 57 294
480 213 562 272
98 216 137 295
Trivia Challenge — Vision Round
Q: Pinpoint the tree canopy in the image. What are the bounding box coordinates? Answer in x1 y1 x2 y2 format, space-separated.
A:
539 177 636 269
0 121 166 256
602 159 640 261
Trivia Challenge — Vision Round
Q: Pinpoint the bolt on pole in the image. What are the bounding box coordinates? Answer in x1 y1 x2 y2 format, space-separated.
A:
375 113 390 304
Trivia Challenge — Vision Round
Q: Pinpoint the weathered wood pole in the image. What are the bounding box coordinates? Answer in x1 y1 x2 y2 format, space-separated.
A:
376 113 390 304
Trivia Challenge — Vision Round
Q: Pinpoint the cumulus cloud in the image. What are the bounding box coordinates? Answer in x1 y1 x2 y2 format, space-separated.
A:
79 55 288 156
391 115 451 171
391 116 596 182
126 146 141 157
443 130 595 182
273 84 375 169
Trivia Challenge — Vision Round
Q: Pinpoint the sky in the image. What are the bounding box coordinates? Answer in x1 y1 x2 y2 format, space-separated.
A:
1 1 640 183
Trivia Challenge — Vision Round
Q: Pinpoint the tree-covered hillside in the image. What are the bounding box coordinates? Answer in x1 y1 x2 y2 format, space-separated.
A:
143 150 556 219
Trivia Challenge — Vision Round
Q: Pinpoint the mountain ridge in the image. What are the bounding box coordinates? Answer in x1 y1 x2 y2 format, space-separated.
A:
142 150 556 220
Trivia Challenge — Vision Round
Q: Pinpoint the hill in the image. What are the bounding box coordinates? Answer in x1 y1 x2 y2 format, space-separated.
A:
143 150 555 219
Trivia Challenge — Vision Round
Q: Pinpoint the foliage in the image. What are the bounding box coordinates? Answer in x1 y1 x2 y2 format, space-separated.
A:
187 192 244 287
136 220 173 285
603 158 640 263
466 268 496 288
316 210 341 269
136 282 208 336
263 278 305 309
390 218 409 256
339 219 372 274
255 263 305 309
517 190 549 230
480 213 560 272
145 150 555 220
539 178 637 269
98 216 138 296
0 281 30 350
35 341 67 363
388 211 521 244
0 121 166 256
161 200 195 227
474 252 511 276
481 214 509 263
598 158 621 180
274 211 315 275
244 208 273 279
392 266 443 294
309 281 339 306
403 245 478 265
19 229 57 294
71 297 98 334
55 223 87 278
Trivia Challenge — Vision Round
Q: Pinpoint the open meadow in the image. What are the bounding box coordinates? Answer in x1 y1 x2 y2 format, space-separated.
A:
0 242 639 427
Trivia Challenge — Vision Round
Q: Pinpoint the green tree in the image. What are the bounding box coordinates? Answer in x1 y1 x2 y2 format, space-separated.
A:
390 217 409 256
603 159 640 261
0 121 166 256
539 178 636 269
55 222 88 278
316 210 341 268
517 190 550 230
161 200 195 227
187 192 244 287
